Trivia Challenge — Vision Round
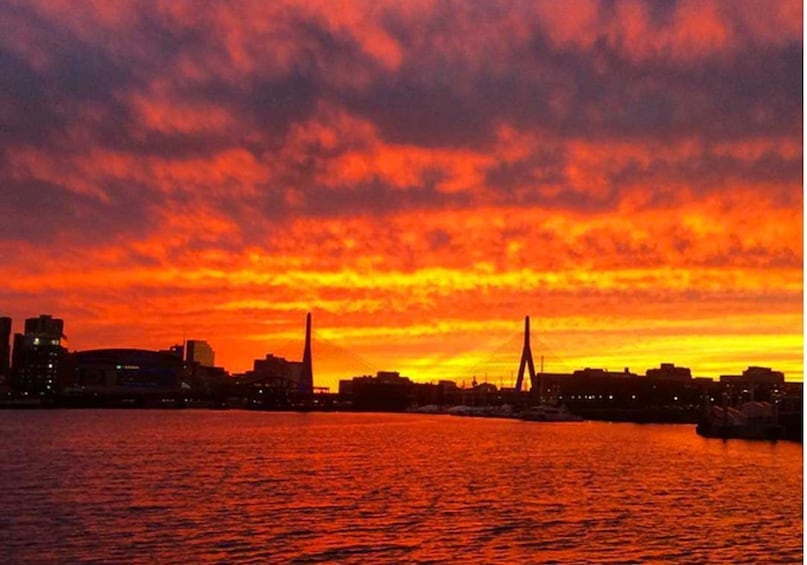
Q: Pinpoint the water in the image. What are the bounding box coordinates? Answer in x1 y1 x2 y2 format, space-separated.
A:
0 411 801 563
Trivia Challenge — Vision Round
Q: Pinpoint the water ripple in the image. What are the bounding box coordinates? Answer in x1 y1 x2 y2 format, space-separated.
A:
0 411 800 563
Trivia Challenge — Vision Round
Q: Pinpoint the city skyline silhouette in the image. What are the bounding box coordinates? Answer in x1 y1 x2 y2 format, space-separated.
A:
0 310 798 396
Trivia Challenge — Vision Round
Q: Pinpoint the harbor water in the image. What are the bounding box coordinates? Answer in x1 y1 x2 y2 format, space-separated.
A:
0 411 801 563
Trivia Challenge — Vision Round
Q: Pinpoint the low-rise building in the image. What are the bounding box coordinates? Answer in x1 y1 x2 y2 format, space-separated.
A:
342 371 414 411
646 363 692 382
68 348 183 395
720 366 785 385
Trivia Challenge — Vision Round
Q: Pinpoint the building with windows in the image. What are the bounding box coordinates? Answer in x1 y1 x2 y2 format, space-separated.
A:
24 315 64 337
68 348 183 395
10 315 67 395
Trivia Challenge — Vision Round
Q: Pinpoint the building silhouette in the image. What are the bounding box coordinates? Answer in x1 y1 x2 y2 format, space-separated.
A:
186 340 215 367
227 312 315 407
720 366 785 386
339 371 414 411
68 349 183 395
10 314 67 395
573 367 639 379
646 363 692 382
250 354 302 388
24 315 64 337
0 317 10 383
159 344 184 360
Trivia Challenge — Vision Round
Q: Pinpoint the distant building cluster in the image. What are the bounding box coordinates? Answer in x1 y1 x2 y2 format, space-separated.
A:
333 363 792 416
0 314 227 406
0 312 318 408
0 312 797 421
225 311 316 407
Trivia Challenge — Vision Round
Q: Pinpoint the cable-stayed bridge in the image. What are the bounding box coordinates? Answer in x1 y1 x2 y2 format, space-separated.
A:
241 313 567 395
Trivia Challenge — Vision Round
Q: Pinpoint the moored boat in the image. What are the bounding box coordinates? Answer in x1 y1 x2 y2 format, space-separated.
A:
520 404 583 422
696 402 784 440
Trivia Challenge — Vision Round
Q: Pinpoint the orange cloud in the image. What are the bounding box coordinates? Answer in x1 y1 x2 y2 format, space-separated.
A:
0 0 800 391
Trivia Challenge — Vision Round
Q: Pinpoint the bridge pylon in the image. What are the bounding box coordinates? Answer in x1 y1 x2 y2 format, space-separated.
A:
298 312 313 395
514 315 536 392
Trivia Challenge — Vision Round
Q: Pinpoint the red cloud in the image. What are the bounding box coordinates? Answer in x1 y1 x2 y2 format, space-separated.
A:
0 0 801 387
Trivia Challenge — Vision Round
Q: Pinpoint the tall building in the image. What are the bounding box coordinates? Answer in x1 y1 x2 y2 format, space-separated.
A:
10 314 67 395
24 315 64 338
186 340 214 367
0 317 10 382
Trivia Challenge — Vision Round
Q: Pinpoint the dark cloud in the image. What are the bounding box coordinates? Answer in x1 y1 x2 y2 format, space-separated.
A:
333 11 802 147
609 151 802 192
1 0 800 153
254 177 472 221
0 178 153 245
0 0 801 235
0 48 57 147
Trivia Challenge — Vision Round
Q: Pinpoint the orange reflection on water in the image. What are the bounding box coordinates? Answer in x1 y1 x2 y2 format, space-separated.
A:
1 411 800 562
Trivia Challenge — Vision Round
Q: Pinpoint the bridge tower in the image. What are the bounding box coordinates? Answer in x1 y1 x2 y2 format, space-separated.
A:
298 312 313 394
514 315 536 392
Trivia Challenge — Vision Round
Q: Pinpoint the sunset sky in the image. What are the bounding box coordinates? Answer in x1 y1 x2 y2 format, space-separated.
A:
0 0 802 389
